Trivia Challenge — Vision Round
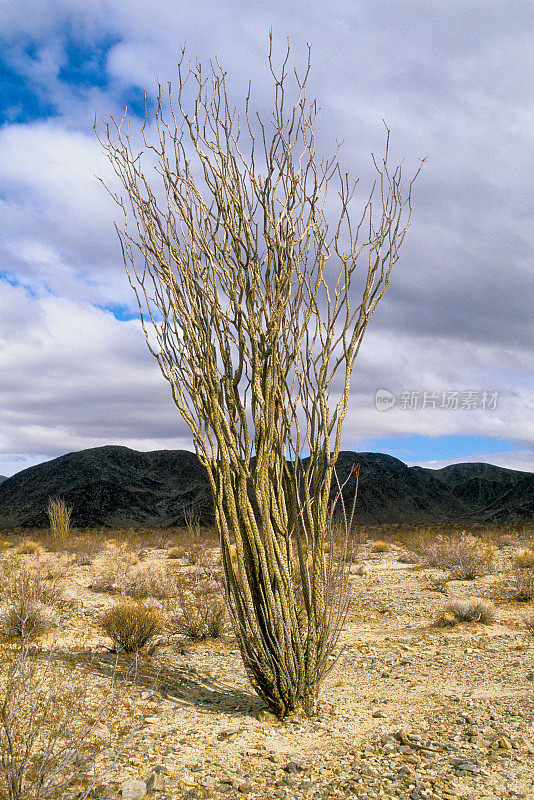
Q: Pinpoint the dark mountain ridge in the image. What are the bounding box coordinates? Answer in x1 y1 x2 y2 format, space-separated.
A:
0 445 532 528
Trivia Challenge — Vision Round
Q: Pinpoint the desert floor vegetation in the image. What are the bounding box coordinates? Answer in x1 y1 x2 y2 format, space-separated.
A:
0 522 533 799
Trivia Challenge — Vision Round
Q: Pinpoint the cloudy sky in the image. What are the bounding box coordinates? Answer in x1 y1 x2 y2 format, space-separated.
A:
0 0 532 478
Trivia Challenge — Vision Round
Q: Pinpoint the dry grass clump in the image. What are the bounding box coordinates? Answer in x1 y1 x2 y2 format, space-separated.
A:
523 609 534 636
167 545 184 560
161 551 226 640
434 598 496 627
513 548 534 570
0 554 67 610
370 539 390 553
0 641 138 800
0 555 70 641
0 600 58 641
15 539 42 555
499 567 534 603
412 532 495 580
99 598 163 652
89 541 140 594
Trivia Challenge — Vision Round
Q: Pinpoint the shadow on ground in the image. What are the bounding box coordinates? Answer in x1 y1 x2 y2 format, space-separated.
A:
56 648 262 717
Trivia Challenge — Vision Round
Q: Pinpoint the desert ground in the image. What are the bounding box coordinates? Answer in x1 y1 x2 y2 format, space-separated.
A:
1 523 533 800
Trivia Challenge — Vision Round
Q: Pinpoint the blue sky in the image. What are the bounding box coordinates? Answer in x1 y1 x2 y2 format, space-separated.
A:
0 0 533 477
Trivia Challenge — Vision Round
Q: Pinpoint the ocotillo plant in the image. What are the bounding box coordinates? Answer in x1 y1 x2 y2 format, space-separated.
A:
97 37 422 717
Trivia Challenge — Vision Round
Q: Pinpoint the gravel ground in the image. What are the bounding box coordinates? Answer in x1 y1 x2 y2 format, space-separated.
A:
2 535 534 799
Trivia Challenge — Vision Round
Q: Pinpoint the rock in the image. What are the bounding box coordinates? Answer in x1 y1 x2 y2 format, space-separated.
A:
122 779 147 800
256 710 280 724
450 758 478 774
146 771 165 792
372 710 386 718
194 788 213 799
498 736 513 750
217 728 244 741
284 761 305 774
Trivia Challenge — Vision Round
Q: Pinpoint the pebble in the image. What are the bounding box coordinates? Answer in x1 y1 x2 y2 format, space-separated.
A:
284 761 306 774
146 771 165 791
121 778 147 799
217 729 244 741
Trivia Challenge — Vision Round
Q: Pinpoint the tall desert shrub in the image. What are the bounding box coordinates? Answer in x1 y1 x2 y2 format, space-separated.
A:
46 497 72 547
98 38 421 717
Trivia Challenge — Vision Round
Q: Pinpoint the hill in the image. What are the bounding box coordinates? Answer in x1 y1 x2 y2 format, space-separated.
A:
0 446 531 528
0 447 213 528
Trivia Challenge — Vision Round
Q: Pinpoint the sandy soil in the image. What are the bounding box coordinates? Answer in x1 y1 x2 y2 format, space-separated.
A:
1 532 533 800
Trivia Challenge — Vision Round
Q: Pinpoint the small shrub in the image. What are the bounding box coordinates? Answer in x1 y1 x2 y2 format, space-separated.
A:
371 539 390 553
15 539 42 555
0 600 58 640
513 548 534 570
0 555 66 609
523 610 534 636
414 533 495 580
500 567 534 602
0 641 138 800
433 609 458 628
90 543 140 594
167 546 184 560
99 598 163 652
161 551 226 640
436 599 496 626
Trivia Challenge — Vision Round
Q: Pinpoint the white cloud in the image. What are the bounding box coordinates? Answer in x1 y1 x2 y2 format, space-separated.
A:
0 283 194 469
